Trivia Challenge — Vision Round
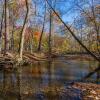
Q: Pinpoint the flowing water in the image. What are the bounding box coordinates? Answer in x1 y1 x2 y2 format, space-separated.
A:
0 58 99 100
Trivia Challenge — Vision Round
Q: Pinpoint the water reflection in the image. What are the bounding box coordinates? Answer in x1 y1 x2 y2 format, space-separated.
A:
0 67 21 99
82 63 100 83
0 60 99 99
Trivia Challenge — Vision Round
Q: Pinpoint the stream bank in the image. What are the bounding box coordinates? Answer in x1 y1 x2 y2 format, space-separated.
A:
0 52 99 100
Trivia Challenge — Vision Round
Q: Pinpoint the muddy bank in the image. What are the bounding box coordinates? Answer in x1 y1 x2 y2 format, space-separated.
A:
0 52 99 65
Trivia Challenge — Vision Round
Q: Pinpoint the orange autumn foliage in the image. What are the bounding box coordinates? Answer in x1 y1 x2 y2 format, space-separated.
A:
24 27 41 42
34 31 41 41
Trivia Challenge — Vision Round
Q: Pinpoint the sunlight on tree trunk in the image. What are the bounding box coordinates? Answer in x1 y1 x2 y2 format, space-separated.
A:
19 0 29 61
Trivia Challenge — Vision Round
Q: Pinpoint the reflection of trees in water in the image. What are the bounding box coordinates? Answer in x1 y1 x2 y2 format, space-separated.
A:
96 70 100 83
96 63 100 83
34 62 42 91
16 68 21 100
47 61 52 86
0 66 21 99
82 63 100 83
3 68 13 91
88 59 97 73
0 61 99 99
45 61 60 100
46 61 54 100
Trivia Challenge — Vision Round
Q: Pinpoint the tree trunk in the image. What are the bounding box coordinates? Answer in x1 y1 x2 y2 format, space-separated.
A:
48 9 52 56
10 20 15 51
37 2 46 51
4 0 10 55
19 0 29 61
46 0 100 62
0 5 4 53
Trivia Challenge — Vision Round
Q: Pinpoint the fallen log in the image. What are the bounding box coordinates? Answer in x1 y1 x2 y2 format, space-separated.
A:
24 53 48 61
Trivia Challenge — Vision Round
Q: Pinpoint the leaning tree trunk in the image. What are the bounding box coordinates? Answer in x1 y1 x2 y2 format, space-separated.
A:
45 0 100 62
19 0 29 61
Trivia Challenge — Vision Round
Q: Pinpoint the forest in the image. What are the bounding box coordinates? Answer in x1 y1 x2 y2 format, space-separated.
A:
0 0 100 100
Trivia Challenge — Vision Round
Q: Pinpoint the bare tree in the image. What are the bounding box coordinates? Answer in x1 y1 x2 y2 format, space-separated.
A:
91 0 100 54
45 0 100 62
76 0 100 54
37 2 46 51
19 0 29 61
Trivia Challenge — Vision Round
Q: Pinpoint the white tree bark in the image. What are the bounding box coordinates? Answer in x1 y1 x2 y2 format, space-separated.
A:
19 0 31 61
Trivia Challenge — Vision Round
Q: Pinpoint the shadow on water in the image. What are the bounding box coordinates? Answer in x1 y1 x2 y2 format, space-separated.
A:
0 59 99 100
81 63 100 83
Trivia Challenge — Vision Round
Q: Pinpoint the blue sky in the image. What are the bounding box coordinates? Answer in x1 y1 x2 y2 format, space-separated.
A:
15 0 79 26
2 0 98 28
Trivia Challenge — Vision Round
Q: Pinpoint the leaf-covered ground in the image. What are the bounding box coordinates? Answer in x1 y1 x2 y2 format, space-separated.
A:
72 82 100 100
